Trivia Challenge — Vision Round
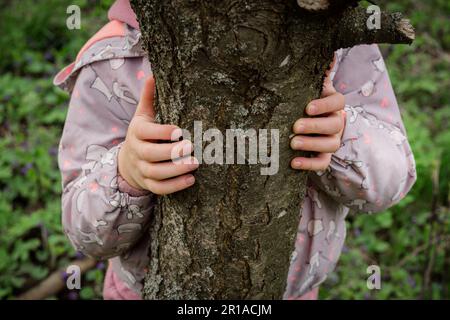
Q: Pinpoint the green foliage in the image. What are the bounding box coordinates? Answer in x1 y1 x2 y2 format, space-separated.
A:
0 0 448 300
0 0 112 300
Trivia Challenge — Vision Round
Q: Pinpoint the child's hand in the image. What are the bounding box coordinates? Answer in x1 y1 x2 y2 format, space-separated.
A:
118 77 199 195
290 58 346 171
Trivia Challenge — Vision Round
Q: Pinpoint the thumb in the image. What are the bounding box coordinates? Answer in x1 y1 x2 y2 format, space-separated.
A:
135 76 156 119
322 55 337 98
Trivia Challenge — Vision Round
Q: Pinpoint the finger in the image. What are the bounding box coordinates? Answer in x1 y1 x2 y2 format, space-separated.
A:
135 76 156 119
291 135 341 153
291 153 332 171
138 139 193 162
325 53 336 80
340 109 347 137
139 157 199 180
321 77 337 98
145 174 196 195
135 121 182 141
293 112 343 135
321 55 337 97
325 54 337 78
306 91 345 116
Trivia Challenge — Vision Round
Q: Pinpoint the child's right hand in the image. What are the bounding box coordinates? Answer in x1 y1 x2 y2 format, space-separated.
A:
118 77 199 195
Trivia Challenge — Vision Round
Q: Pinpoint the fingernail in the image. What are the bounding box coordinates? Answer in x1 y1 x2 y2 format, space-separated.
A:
171 128 183 141
294 159 303 167
182 140 194 154
293 139 303 149
307 104 317 115
296 123 305 133
185 175 196 186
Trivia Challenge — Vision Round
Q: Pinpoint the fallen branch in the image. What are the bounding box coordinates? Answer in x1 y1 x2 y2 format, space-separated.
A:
17 258 97 300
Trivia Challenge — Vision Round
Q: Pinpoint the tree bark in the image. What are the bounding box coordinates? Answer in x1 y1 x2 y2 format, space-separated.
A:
130 0 414 299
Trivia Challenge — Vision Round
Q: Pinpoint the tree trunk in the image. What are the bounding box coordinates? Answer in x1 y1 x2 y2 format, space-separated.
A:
130 0 414 299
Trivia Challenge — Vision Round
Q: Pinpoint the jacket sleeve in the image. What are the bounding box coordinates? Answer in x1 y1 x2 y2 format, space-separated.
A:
58 56 156 259
310 44 417 213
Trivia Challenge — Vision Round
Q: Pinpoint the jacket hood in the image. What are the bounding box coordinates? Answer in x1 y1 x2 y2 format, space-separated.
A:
108 0 140 30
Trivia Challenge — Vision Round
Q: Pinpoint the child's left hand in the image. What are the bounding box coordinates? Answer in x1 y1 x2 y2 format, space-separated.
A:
290 59 346 171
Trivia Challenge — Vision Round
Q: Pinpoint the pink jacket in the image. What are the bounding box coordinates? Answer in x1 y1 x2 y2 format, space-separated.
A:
54 0 416 300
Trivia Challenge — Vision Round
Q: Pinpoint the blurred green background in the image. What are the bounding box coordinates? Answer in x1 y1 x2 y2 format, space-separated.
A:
0 0 448 300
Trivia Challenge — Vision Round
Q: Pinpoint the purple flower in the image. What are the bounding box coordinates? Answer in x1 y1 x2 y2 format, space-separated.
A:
75 251 85 259
407 276 416 288
21 163 33 175
44 51 54 62
96 262 106 270
67 291 79 300
60 271 68 281
20 141 29 150
48 147 58 156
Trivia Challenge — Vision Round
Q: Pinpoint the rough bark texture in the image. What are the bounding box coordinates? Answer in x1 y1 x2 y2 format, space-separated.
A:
130 0 414 299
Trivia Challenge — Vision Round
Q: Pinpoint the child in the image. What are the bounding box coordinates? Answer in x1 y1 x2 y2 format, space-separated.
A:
54 0 416 300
